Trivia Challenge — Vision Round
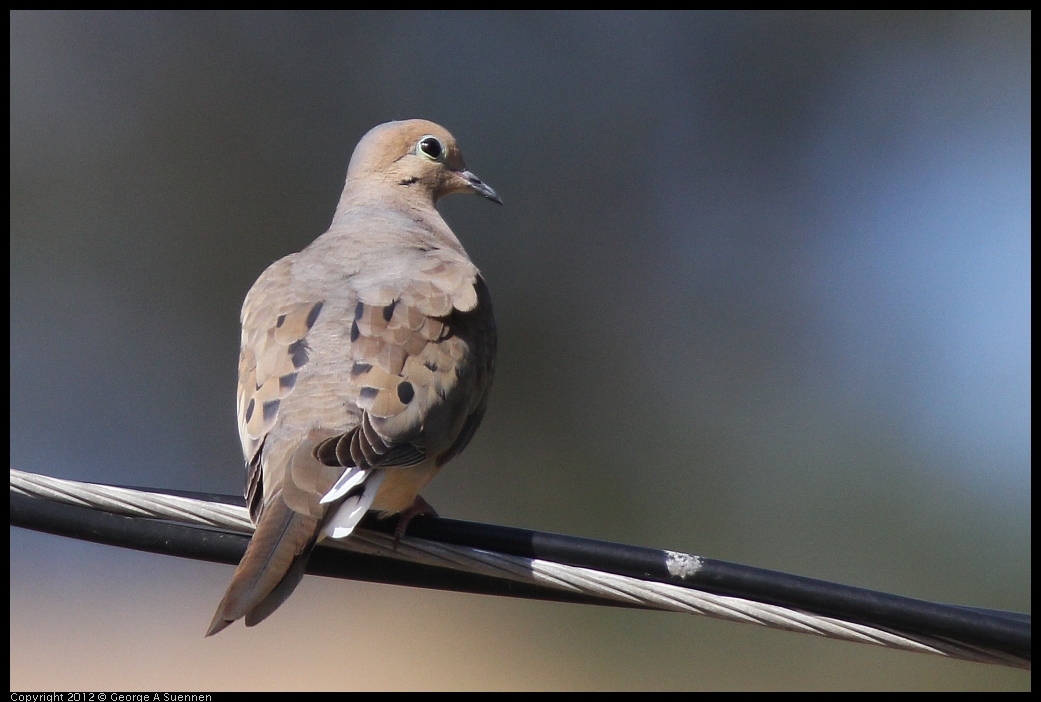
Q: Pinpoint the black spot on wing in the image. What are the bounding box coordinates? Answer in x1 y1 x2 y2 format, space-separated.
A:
306 301 324 329
383 300 396 322
245 398 255 423
350 321 360 342
262 399 280 423
350 362 372 377
359 387 379 400
279 373 297 391
288 339 309 368
397 381 415 404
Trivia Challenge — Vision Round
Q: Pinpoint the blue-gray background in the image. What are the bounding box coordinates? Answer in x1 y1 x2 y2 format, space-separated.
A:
10 11 1030 690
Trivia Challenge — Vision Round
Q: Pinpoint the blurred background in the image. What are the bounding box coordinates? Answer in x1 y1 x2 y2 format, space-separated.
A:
10 11 1030 690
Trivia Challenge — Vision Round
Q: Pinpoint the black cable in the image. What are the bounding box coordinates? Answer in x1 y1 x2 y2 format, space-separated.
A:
11 485 1030 662
384 515 1032 661
9 491 643 610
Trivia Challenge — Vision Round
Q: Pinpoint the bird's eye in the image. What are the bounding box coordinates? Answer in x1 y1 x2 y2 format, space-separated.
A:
416 135 444 161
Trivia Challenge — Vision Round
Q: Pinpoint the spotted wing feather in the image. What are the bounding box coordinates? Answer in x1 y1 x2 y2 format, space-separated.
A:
314 261 495 480
236 258 329 521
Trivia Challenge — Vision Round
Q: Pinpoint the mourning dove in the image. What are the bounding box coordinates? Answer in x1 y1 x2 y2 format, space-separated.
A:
206 120 500 636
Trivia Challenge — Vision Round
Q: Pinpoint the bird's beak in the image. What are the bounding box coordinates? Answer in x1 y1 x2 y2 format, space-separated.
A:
460 170 502 205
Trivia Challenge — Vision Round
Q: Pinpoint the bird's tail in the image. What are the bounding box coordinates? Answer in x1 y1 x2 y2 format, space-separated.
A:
206 495 319 636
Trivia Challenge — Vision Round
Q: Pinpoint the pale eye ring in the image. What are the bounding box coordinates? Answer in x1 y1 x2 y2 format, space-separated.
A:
416 135 444 161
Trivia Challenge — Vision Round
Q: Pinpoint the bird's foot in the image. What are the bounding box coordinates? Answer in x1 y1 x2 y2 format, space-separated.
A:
394 495 438 545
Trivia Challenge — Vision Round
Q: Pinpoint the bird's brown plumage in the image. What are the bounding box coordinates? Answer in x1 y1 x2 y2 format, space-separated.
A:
207 120 499 636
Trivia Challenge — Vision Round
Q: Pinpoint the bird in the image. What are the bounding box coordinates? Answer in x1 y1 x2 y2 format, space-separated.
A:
206 119 500 636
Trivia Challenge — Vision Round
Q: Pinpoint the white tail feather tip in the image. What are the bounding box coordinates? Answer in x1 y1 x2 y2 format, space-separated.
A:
322 470 386 539
319 467 368 504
